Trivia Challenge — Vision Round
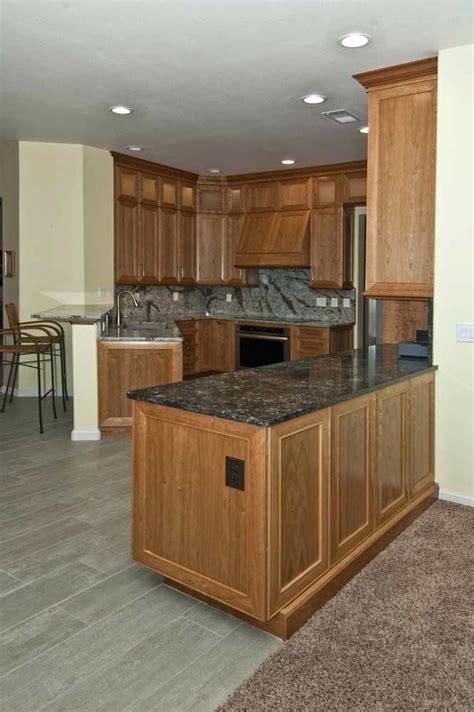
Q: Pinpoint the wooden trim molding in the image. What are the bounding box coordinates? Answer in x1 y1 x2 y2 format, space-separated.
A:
111 152 199 182
354 57 438 90
227 160 367 184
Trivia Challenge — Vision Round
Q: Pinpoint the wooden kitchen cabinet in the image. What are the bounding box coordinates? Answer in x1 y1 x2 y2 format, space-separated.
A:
375 381 410 526
355 58 437 299
115 199 140 283
158 207 179 283
290 325 353 360
245 181 278 212
178 211 196 283
313 175 341 208
175 320 198 376
330 393 375 564
277 177 311 210
409 371 435 496
226 214 258 286
197 319 235 373
310 207 343 288
196 214 227 284
98 341 182 434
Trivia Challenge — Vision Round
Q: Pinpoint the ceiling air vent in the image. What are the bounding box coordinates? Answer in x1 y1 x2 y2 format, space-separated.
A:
321 109 360 124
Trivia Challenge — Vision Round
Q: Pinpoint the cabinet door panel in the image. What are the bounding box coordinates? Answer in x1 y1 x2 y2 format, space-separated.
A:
117 167 139 201
196 214 227 284
159 208 179 283
140 204 159 282
141 173 159 205
330 394 375 564
375 382 409 526
313 176 341 207
310 207 344 288
226 214 257 286
245 182 278 212
178 211 196 284
365 79 436 298
160 178 178 208
269 410 330 613
343 173 367 203
278 178 311 210
115 200 139 283
410 372 435 496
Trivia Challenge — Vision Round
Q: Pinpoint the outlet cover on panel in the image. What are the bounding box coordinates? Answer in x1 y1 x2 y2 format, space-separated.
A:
331 298 338 307
173 292 179 302
456 323 474 342
343 298 351 308
316 297 327 307
226 293 233 303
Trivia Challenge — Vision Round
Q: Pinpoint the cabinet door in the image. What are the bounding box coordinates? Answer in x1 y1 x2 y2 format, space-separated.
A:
343 172 367 204
330 393 375 564
226 214 257 286
410 372 435 496
196 214 227 284
180 181 196 211
158 207 179 284
313 176 341 207
228 185 245 213
98 342 182 430
375 382 409 526
178 211 196 284
278 178 311 210
160 178 179 208
115 199 140 283
269 409 330 613
290 326 328 360
213 320 236 372
175 320 198 376
245 181 278 212
365 78 436 298
116 166 140 201
141 173 160 206
310 207 344 288
139 204 160 283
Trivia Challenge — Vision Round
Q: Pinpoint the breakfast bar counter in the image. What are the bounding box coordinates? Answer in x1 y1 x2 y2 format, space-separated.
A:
128 345 437 638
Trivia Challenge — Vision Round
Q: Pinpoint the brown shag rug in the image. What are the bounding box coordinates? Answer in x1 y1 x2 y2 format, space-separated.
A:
219 501 473 711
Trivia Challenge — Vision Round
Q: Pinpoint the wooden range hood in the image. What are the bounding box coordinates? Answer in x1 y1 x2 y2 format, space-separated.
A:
235 209 310 268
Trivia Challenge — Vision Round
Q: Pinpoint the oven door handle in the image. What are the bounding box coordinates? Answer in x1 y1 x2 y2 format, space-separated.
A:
237 333 289 341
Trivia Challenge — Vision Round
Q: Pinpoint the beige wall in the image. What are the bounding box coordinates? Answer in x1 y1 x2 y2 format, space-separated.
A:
0 141 20 328
16 142 114 393
433 44 474 504
83 146 114 302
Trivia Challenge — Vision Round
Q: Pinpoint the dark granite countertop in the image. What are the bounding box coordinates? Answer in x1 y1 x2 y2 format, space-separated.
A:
128 344 436 427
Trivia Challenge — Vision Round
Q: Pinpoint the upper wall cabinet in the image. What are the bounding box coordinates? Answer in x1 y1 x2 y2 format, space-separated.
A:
313 176 341 208
245 181 278 212
277 178 311 210
355 58 437 299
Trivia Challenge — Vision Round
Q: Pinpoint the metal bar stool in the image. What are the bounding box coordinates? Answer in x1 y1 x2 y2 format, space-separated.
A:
0 328 57 433
5 303 69 412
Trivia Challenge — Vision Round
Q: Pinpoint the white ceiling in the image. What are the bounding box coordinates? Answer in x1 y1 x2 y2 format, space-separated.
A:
1 0 472 174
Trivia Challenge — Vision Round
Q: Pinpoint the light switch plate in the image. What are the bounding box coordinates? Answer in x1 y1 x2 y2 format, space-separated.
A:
331 298 338 307
173 292 179 302
343 298 351 308
456 323 474 342
226 293 233 303
316 297 327 307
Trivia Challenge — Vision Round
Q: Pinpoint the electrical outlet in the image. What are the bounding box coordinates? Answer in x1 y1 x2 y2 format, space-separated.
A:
225 457 245 491
343 298 351 308
316 297 327 307
456 323 474 342
173 292 179 302
331 298 338 307
226 293 233 303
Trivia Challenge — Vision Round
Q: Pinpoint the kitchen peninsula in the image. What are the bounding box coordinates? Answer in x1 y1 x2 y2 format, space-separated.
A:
128 344 437 638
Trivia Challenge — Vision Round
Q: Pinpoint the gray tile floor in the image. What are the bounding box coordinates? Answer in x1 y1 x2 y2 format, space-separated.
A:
0 398 280 711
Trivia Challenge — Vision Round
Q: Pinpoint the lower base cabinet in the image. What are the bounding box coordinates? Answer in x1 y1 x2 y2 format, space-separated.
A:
98 341 182 434
132 371 436 629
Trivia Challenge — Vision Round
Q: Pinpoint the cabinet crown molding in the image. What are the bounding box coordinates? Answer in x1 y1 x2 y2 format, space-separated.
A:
226 160 367 184
111 152 199 183
354 56 438 90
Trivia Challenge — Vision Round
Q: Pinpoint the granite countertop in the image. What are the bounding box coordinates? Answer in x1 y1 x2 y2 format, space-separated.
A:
98 323 183 342
32 304 114 323
173 313 353 328
128 344 436 427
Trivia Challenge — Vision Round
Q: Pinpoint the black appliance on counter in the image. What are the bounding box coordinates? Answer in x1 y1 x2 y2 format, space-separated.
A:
236 324 290 369
397 330 430 359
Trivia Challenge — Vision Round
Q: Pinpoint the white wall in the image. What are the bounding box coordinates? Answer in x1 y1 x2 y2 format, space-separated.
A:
433 44 474 504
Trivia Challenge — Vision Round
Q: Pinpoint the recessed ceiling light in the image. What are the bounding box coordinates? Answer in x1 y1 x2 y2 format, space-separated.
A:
338 32 372 48
359 126 369 134
301 94 326 105
208 168 221 174
281 159 295 165
110 105 133 115
126 145 143 151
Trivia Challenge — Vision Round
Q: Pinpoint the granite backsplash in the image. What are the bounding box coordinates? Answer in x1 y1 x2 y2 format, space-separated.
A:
117 269 355 325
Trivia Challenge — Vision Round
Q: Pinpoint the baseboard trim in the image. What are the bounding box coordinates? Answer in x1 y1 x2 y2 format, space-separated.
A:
71 429 101 441
439 490 474 507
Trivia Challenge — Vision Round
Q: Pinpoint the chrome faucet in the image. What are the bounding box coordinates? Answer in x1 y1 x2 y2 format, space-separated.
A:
116 290 139 328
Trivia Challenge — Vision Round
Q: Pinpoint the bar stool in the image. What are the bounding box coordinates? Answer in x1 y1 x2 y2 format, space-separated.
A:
5 303 69 412
0 328 57 433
